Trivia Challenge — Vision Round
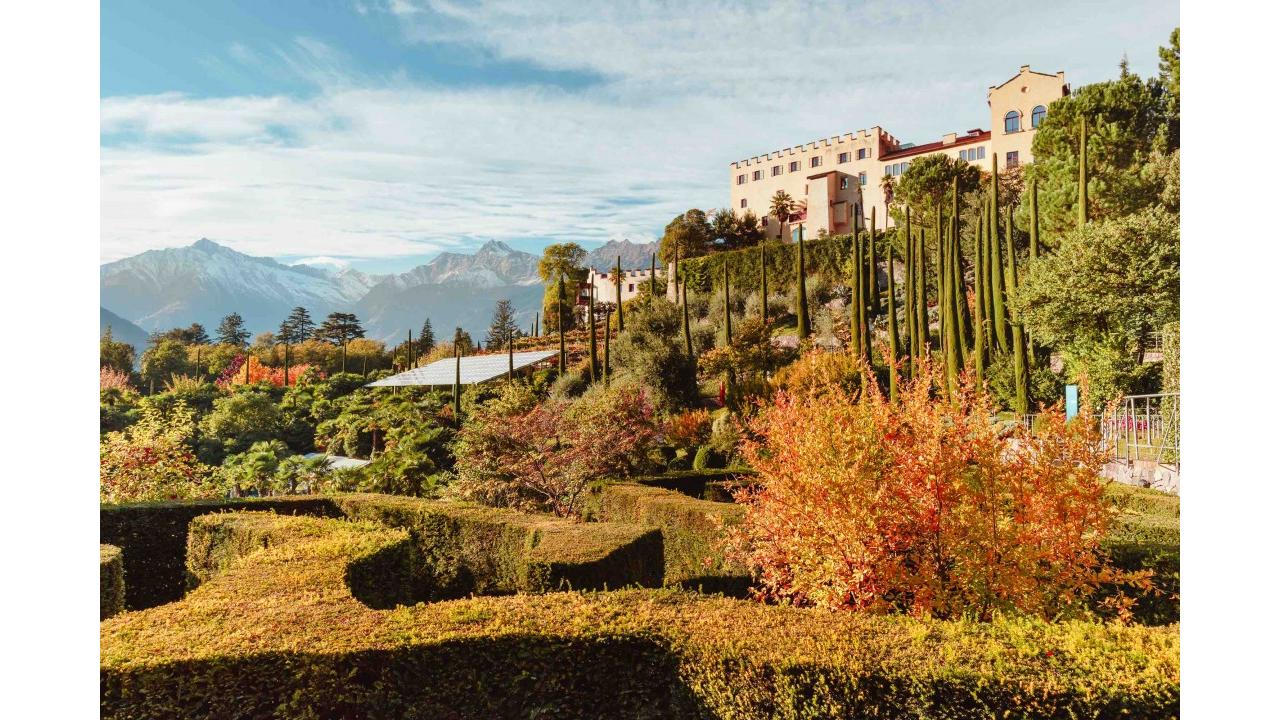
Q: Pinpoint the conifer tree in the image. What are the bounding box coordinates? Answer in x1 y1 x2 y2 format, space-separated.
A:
1030 176 1041 261
615 256 625 333
760 241 768 326
650 253 657 297
972 211 987 386
507 332 514 383
453 343 461 417
485 299 519 350
419 318 435 355
317 312 365 372
681 269 694 361
989 157 1010 354
278 307 314 344
796 225 810 340
914 228 926 357
886 239 901 403
557 276 567 372
588 288 598 383
722 262 732 347
408 329 414 369
851 230 863 359
1007 205 1030 415
903 208 915 376
868 207 881 317
603 308 611 386
216 313 250 347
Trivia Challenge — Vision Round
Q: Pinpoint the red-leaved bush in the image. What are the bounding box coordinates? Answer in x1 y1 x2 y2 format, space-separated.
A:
729 354 1142 621
454 382 658 517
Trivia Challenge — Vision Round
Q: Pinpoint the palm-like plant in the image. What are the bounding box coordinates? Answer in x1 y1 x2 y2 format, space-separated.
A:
880 174 896 207
769 190 795 240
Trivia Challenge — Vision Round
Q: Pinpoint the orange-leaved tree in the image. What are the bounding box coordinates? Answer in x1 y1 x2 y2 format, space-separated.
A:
729 352 1144 621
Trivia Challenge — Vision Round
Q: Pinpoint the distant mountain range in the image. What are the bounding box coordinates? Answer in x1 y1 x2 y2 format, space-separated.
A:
99 237 658 345
100 307 150 355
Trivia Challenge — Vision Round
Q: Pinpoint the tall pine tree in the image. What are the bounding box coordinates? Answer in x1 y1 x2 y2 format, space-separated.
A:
216 313 250 346
485 299 519 350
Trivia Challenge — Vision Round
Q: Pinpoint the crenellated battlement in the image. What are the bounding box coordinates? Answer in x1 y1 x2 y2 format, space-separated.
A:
731 127 897 168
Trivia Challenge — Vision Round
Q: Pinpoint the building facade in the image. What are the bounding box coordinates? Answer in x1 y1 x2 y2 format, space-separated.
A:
729 66 1069 237
578 267 659 307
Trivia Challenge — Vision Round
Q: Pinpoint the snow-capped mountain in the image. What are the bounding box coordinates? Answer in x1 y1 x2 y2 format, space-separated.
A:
369 240 540 292
100 238 369 335
100 238 546 343
584 239 660 273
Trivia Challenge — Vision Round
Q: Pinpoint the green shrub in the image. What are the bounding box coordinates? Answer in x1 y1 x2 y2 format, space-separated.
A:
588 482 748 595
691 445 723 470
101 493 663 609
1100 484 1180 625
100 544 125 620
101 512 1180 719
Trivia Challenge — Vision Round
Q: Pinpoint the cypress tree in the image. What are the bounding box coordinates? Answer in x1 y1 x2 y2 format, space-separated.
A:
507 332 514 383
950 179 972 358
989 159 1010 354
972 211 987 386
556 275 567 372
603 308 611 386
615 255 625 333
650 253 657 297
1078 115 1088 230
886 238 900 402
1007 204 1030 415
903 207 915 377
284 340 290 388
940 219 957 397
453 343 461 418
868 207 881 317
796 225 811 340
914 228 926 356
760 241 768 326
850 230 863 359
681 269 694 360
722 261 732 347
857 230 870 358
1030 176 1041 261
588 288 598 383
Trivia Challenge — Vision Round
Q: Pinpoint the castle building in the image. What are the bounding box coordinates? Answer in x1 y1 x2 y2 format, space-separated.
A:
729 66 1069 239
578 267 658 307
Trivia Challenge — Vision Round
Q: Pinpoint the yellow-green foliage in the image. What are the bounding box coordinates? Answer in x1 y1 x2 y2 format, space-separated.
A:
100 544 125 620
1101 484 1180 624
101 493 663 611
101 513 1180 719
590 482 749 595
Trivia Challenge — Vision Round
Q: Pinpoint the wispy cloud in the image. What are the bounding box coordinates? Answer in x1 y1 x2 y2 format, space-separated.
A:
101 1 1178 266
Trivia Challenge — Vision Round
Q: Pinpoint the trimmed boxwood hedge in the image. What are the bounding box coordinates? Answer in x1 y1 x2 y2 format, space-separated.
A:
99 544 125 620
101 512 1180 719
1099 485 1181 625
101 493 663 611
588 482 749 596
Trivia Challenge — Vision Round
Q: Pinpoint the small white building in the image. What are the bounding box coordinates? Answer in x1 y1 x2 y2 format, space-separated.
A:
583 267 660 305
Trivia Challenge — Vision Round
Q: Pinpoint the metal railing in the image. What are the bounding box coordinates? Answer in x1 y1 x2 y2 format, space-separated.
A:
1100 392 1179 466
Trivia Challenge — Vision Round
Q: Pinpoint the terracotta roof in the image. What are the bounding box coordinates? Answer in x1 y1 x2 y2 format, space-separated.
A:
879 130 991 162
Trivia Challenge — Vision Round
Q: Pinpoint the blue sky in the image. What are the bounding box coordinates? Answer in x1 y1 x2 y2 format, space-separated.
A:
101 0 1179 273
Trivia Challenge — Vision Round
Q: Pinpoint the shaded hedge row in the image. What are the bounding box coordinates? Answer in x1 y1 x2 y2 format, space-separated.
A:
101 494 662 611
101 513 1180 719
1099 484 1181 625
588 482 749 596
99 544 125 620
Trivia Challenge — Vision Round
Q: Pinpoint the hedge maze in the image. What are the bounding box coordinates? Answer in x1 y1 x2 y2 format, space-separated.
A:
100 486 1180 719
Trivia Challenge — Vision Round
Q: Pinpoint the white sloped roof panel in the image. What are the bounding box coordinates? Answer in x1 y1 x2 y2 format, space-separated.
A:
365 350 558 387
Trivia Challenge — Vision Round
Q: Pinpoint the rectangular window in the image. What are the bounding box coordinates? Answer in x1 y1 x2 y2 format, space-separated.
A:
858 148 868 160
859 171 867 186
977 147 986 159
772 165 782 176
884 165 891 176
628 284 634 292
737 174 746 185
1006 151 1020 168
838 151 850 163
752 170 762 181
740 198 747 208
959 150 966 160
840 177 849 189
810 156 821 168
789 161 800 172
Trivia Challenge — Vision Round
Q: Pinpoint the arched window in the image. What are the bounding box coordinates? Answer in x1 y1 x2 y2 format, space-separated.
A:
1031 105 1047 128
1004 110 1020 133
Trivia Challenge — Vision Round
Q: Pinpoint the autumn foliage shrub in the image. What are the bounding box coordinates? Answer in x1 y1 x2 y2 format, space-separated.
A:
100 366 135 393
730 360 1142 620
663 408 713 449
454 381 658 517
100 401 218 503
217 354 322 388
